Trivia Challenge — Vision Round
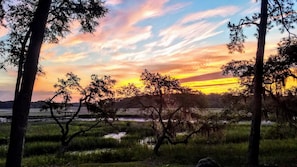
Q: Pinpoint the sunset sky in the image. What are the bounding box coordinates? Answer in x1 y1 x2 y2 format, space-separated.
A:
0 0 291 101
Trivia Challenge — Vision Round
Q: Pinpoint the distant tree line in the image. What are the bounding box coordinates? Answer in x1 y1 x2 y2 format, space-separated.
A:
0 93 235 109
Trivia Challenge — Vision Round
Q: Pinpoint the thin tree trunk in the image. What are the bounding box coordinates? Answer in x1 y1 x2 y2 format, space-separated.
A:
14 30 31 99
154 135 165 155
6 1 51 166
247 0 268 166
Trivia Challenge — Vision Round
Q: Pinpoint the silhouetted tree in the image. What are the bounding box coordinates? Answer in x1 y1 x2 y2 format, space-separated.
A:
223 44 297 93
0 1 107 166
119 70 207 155
42 73 117 154
220 89 251 122
227 0 296 165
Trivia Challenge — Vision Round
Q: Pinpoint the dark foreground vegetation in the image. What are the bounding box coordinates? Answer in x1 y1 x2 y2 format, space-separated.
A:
0 121 296 167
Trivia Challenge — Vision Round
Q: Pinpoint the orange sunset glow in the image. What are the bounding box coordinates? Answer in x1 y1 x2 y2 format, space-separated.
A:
0 0 291 101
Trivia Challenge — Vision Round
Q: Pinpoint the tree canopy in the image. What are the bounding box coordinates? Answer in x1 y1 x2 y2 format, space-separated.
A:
222 43 297 95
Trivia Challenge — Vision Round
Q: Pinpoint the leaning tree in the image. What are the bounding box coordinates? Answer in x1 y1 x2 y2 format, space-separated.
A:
227 0 297 165
0 1 108 166
119 69 208 155
42 73 117 154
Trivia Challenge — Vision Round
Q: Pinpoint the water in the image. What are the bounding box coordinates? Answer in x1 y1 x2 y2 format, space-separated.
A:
103 132 126 141
1 108 274 125
139 137 155 149
0 107 91 116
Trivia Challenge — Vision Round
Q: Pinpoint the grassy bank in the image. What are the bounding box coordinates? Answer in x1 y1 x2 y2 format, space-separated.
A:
0 121 296 166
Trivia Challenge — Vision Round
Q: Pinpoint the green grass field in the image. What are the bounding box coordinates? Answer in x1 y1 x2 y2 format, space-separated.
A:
0 121 296 167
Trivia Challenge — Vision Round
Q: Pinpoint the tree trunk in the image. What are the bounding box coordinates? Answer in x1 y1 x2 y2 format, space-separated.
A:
5 1 51 167
247 0 268 166
154 135 165 155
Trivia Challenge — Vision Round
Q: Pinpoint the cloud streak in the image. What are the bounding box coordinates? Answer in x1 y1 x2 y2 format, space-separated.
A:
180 6 240 24
180 72 231 83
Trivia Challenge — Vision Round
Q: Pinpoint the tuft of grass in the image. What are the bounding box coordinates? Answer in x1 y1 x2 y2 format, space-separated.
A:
22 154 71 167
225 124 250 143
0 146 7 158
24 142 60 157
68 137 120 151
157 141 248 166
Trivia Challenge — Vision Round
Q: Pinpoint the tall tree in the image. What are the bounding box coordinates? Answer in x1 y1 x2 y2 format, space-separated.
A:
227 0 296 166
0 1 108 166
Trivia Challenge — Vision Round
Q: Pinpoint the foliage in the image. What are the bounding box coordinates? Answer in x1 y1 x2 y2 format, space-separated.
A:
42 73 117 154
227 0 297 54
222 48 297 124
222 47 297 95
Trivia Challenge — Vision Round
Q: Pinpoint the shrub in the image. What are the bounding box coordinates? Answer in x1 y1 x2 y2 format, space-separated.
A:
68 137 119 151
24 142 60 157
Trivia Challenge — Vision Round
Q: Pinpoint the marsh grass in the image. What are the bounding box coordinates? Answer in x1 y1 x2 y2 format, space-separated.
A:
24 141 60 156
0 145 7 158
69 137 120 150
79 162 152 167
225 124 250 143
0 122 296 167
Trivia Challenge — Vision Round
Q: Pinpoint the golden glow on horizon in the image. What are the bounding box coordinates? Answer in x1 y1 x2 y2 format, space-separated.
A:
115 75 240 95
116 77 142 88
181 78 240 94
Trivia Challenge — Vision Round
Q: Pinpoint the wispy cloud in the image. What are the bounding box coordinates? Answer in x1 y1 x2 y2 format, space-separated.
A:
241 0 260 15
180 6 240 24
50 52 87 63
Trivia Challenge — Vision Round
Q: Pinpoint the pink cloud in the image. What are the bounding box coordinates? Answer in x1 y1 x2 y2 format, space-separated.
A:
105 0 123 6
0 27 8 37
180 6 240 24
180 72 231 83
58 0 189 51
